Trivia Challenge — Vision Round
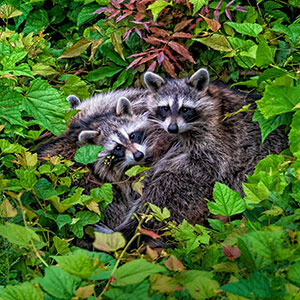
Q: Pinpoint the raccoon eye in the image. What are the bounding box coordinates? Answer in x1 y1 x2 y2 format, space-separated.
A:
129 132 136 141
180 107 191 113
115 145 123 151
162 106 170 111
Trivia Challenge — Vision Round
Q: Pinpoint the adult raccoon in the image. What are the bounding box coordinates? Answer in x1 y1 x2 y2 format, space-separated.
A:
115 68 288 240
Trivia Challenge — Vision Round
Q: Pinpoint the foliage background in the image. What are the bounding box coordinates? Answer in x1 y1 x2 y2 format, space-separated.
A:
0 0 300 299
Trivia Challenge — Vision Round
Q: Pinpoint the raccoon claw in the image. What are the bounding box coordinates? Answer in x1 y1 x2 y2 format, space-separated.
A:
94 222 115 234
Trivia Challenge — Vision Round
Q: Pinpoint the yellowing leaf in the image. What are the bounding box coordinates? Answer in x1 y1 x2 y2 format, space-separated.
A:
60 38 93 59
0 199 17 218
0 4 23 19
164 255 185 271
76 285 95 299
93 232 126 252
193 34 232 52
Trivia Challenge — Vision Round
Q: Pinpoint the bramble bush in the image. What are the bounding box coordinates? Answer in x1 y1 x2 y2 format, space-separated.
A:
0 0 300 299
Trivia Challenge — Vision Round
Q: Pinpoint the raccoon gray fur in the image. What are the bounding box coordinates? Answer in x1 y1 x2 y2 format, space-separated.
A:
115 68 289 239
35 95 173 231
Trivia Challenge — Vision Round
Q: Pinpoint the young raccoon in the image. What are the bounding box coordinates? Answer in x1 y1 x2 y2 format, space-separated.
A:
115 68 288 239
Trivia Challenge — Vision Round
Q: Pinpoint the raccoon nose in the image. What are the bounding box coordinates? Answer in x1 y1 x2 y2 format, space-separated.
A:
133 151 144 161
168 124 179 134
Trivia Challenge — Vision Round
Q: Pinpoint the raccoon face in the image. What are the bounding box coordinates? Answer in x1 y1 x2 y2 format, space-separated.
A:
144 69 212 134
78 97 148 171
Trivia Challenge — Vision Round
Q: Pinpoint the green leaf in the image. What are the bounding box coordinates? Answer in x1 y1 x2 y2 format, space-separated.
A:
24 78 69 135
258 67 289 85
32 63 59 77
189 0 207 15
56 214 72 230
0 222 45 250
289 111 300 159
273 24 300 43
256 39 274 67
149 203 170 222
0 4 23 19
85 66 123 81
93 232 126 252
243 181 269 204
0 139 24 154
34 178 58 200
1 63 33 78
125 165 150 177
53 236 70 255
252 108 291 143
15 169 37 190
193 34 232 52
288 261 300 286
0 282 44 300
60 38 93 59
53 250 102 279
221 271 271 299
36 266 81 299
105 281 150 300
150 274 181 294
226 22 263 37
23 9 49 34
181 270 219 300
77 4 99 27
148 0 170 21
257 85 300 119
207 182 246 216
113 259 166 286
69 211 100 238
74 145 104 164
112 69 132 89
101 44 128 66
61 74 90 100
90 184 113 205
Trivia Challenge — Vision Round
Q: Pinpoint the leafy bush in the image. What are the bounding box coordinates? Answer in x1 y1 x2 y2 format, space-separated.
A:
0 0 300 299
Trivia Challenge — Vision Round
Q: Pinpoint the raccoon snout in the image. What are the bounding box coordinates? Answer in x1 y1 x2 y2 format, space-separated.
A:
167 124 179 134
133 151 144 161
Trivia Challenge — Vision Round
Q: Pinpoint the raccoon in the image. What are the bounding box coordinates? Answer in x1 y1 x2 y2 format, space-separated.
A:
114 68 288 239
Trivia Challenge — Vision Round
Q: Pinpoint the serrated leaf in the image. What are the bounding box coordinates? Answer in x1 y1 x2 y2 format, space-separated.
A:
125 165 149 177
60 38 93 59
0 139 25 154
149 203 170 221
61 74 90 99
70 211 100 238
77 4 99 26
252 108 291 143
189 0 207 15
243 181 269 204
0 282 44 300
56 214 72 230
24 78 69 135
113 259 166 286
53 250 102 279
23 9 49 34
85 66 123 81
93 232 126 252
227 22 263 37
0 222 45 250
221 271 271 299
1 63 33 78
289 111 300 159
288 261 300 285
148 0 170 21
32 63 58 77
193 34 232 52
150 274 181 294
37 266 81 299
256 39 274 67
74 145 104 164
0 4 23 19
257 86 300 119
258 67 289 85
208 182 246 216
34 178 58 200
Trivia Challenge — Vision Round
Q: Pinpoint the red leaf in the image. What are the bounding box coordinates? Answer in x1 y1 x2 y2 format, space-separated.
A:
225 8 232 20
216 0 223 9
222 245 241 261
172 32 193 39
134 13 147 22
164 255 185 271
109 276 116 282
168 41 195 63
107 10 121 20
144 36 167 45
148 60 157 72
127 57 144 69
150 27 169 37
162 56 176 78
138 53 159 65
214 10 220 22
139 228 161 239
123 28 134 40
174 19 193 32
111 0 121 9
134 27 143 39
164 48 184 71
93 7 114 15
116 10 132 23
124 2 134 10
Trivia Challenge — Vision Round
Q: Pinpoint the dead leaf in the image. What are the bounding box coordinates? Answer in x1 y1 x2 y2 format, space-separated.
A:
164 255 185 271
76 284 95 299
0 199 17 218
201 15 221 32
222 244 241 261
60 38 93 59
139 228 161 239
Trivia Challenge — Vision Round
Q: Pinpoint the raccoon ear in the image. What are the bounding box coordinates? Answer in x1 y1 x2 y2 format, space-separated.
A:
67 95 81 109
188 68 210 92
78 130 100 143
116 97 133 116
144 72 165 92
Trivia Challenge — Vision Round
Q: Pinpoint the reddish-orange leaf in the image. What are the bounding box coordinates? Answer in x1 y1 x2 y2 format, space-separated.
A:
144 36 167 45
109 276 116 282
201 15 221 32
150 27 169 37
127 56 144 69
116 10 132 23
168 41 196 63
174 19 193 32
111 0 121 9
162 56 176 78
222 245 241 261
139 228 161 239
172 32 193 39
148 60 157 71
164 255 185 271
